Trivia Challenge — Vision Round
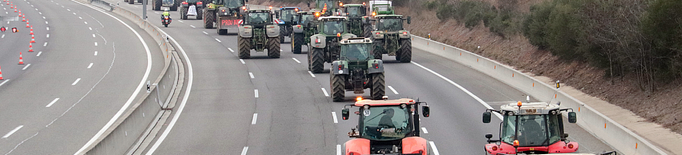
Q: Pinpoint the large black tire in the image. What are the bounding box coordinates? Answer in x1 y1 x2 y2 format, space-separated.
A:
128 0 133 4
310 48 325 73
372 39 384 60
218 29 227 35
153 0 161 10
267 37 281 58
363 24 372 38
238 37 251 59
331 74 346 102
124 0 128 3
203 9 214 29
170 2 178 11
180 7 187 20
292 33 304 54
196 7 203 20
398 39 412 63
370 73 385 100
279 27 286 43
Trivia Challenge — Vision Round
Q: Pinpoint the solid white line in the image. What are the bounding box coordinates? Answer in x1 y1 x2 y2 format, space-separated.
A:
22 64 31 70
239 59 245 64
248 72 254 79
87 63 93 69
228 48 234 53
37 51 42 56
336 144 341 155
292 58 301 63
46 98 60 107
2 125 23 139
254 89 259 98
251 113 258 124
429 141 440 155
215 38 221 42
241 146 249 155
94 42 98 46
321 88 329 97
89 27 92 30
421 127 428 134
72 78 81 85
388 86 399 94
202 31 208 35
411 62 503 119
190 25 195 28
92 34 95 38
74 1 154 154
44 42 48 46
0 79 9 87
94 51 98 56
308 71 316 77
331 112 338 123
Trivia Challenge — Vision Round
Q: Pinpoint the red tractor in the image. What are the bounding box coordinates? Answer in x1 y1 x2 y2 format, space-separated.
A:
341 97 431 155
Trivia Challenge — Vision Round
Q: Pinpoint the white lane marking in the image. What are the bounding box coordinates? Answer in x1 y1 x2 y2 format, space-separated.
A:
429 141 440 155
72 78 81 85
89 27 92 30
241 146 249 155
412 62 503 119
45 21 48 24
84 21 88 24
239 59 245 64
2 125 23 139
321 88 329 97
202 31 208 35
228 48 234 53
280 49 283 52
1 34 4 38
46 27 49 30
71 2 154 154
248 72 254 79
73 12 77 15
189 25 195 28
22 64 31 70
39 12 42 15
153 12 158 14
46 98 60 107
388 86 399 95
44 42 48 46
308 71 316 78
94 51 98 56
87 63 93 69
46 34 49 38
94 42 98 46
37 51 42 56
254 89 259 98
292 58 301 63
42 16 45 19
67 9 70 11
92 34 96 38
421 127 428 134
178 20 183 23
336 144 341 155
79 16 83 19
0 79 9 87
331 112 338 123
251 113 258 124
215 38 221 42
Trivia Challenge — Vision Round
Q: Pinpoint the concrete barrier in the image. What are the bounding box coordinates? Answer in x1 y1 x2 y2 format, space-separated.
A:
411 35 668 155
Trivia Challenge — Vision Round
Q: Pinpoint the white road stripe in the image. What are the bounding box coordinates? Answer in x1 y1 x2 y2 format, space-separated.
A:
72 78 81 85
79 16 83 19
308 71 316 77
45 21 48 24
87 63 93 69
336 144 341 155
215 38 221 42
94 42 98 46
254 89 259 98
178 20 184 23
46 98 60 107
248 72 254 79
47 27 49 30
39 12 42 15
421 127 428 134
388 86 399 94
89 27 92 30
84 21 88 24
239 59 245 64
228 48 234 53
67 9 70 11
429 141 440 155
1 34 4 38
321 88 329 97
292 58 301 63
94 51 98 56
37 51 42 56
92 34 95 38
44 42 48 46
202 31 208 35
331 112 338 123
22 64 31 70
46 34 49 38
241 147 249 155
0 79 9 87
42 16 45 19
280 49 283 52
73 12 76 15
189 25 195 28
2 125 23 139
251 113 258 124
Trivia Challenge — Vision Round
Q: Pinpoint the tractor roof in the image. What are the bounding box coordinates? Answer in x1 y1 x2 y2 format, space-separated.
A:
343 4 365 7
354 98 417 107
500 101 562 115
246 5 271 11
376 14 403 18
340 38 372 44
318 16 347 21
280 7 299 10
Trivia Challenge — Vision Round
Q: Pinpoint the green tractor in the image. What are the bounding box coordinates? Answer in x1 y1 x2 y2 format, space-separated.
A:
308 0 339 16
151 0 177 11
291 10 320 54
203 0 246 35
237 6 280 58
308 16 357 73
275 7 300 43
371 15 412 63
340 3 372 38
330 38 385 101
178 0 206 20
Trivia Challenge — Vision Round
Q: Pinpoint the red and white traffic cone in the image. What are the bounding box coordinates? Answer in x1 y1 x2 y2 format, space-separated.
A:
0 66 4 80
26 21 29 28
19 52 24 65
18 12 22 17
30 30 33 35
31 36 35 43
22 16 25 22
28 44 33 52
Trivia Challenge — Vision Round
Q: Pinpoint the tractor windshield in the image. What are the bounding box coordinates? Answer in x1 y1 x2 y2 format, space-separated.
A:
317 0 334 9
300 14 315 24
224 0 244 8
323 20 345 34
281 9 298 23
500 114 563 146
360 106 413 141
341 43 371 61
346 6 365 17
376 18 403 31
247 12 270 25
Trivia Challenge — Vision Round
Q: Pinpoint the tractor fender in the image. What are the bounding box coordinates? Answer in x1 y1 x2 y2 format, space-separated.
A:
238 26 252 38
331 61 349 75
292 25 304 33
399 30 411 39
311 34 326 49
372 31 384 39
402 137 428 155
367 59 384 74
266 25 280 37
344 138 370 155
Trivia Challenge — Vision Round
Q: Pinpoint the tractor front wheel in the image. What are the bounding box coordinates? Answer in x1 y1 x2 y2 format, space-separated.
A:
203 10 214 29
267 37 281 58
371 73 385 100
310 48 325 73
363 24 372 38
398 39 412 63
196 7 203 20
292 33 304 54
180 7 187 20
331 74 346 102
238 36 251 59
372 39 384 60
153 0 161 10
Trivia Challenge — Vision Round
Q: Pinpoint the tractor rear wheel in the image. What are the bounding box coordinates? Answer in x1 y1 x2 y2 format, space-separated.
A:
153 0 161 10
372 39 384 60
363 24 372 38
238 36 251 59
398 39 411 63
331 74 346 102
180 7 187 20
267 37 281 58
371 73 385 100
310 48 325 73
203 10 214 29
292 33 304 54
170 1 178 11
196 7 203 20
128 0 133 4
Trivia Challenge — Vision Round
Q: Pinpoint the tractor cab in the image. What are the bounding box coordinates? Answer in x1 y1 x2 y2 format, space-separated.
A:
242 8 274 27
342 97 431 155
341 3 367 18
276 7 299 24
482 100 579 154
317 16 348 37
339 38 373 61
374 15 410 31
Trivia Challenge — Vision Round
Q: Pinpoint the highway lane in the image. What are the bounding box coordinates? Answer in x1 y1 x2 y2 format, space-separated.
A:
111 2 616 154
0 0 164 154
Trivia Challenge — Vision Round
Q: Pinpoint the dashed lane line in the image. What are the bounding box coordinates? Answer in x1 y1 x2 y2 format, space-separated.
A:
89 27 92 30
308 71 316 78
254 89 259 98
421 127 428 134
45 98 60 107
202 31 208 35
239 59 245 64
248 72 254 79
2 125 23 139
189 25 195 28
321 88 329 97
43 42 47 46
0 79 9 87
72 78 81 85
331 112 338 123
388 86 399 94
37 51 42 56
292 58 301 63
87 63 93 69
228 48 234 53
94 51 98 56
215 38 221 42
241 147 248 155
95 42 98 46
251 113 258 125
429 141 440 155
336 145 341 155
92 34 95 38
22 64 31 70
46 34 49 38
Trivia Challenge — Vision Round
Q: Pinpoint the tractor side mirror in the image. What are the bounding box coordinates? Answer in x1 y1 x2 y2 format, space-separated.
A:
406 16 411 24
483 111 492 123
485 133 493 139
341 108 350 120
422 106 430 117
568 112 577 123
